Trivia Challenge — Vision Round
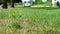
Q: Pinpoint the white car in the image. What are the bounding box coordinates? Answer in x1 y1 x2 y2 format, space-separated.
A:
52 0 60 7
42 0 47 2
33 0 36 2
22 0 33 7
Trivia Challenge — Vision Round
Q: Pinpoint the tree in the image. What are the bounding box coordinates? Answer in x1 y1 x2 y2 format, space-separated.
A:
11 0 14 8
2 0 8 8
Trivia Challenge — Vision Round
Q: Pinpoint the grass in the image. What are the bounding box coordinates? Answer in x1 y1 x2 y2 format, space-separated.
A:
0 7 60 34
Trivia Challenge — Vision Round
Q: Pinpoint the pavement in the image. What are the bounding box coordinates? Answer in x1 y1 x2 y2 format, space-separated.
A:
31 5 51 7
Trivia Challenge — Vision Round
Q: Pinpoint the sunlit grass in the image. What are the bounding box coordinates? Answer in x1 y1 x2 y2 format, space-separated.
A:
0 7 60 34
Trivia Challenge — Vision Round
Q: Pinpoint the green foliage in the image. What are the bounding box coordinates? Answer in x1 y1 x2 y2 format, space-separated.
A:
0 0 2 2
11 21 22 29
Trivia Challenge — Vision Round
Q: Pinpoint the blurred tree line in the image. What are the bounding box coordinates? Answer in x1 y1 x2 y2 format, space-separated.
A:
0 0 22 3
0 0 51 3
0 0 22 9
0 0 51 9
35 0 51 4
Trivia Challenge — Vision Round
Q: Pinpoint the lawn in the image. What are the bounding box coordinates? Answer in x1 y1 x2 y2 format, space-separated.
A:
0 7 60 34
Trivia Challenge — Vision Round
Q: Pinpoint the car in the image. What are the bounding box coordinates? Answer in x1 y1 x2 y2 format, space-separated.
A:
42 0 47 2
22 0 35 7
52 0 60 7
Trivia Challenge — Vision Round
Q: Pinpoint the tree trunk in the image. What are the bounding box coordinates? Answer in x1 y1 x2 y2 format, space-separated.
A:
2 0 8 8
11 0 14 8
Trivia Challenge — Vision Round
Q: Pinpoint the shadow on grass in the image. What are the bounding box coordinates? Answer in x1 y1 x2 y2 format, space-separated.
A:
30 7 60 10
16 7 60 10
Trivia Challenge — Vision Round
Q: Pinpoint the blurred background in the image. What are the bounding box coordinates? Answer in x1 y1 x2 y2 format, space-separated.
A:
0 0 52 7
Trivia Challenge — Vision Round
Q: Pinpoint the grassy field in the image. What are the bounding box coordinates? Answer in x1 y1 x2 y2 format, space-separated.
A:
0 7 60 34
